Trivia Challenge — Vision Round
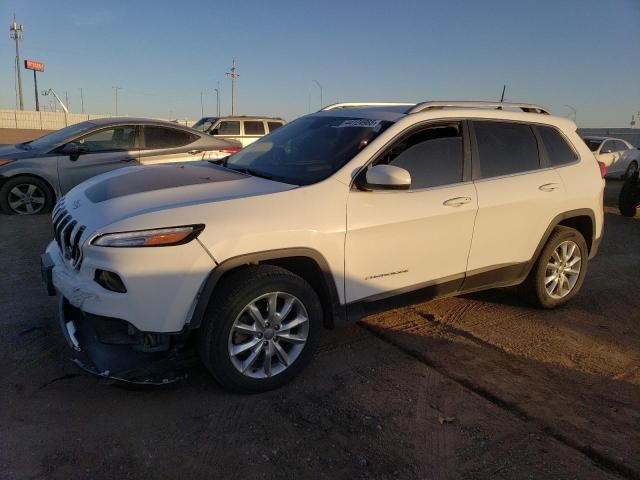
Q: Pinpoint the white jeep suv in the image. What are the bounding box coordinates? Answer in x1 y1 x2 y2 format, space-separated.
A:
41 101 605 391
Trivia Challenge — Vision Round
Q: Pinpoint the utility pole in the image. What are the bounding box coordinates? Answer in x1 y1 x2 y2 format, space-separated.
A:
312 80 323 109
10 15 24 110
80 88 84 113
225 58 239 115
112 86 122 116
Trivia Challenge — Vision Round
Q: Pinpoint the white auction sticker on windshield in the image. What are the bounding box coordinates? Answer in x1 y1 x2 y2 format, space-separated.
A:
334 119 381 128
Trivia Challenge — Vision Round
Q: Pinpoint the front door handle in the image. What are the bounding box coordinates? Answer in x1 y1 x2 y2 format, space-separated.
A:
188 149 202 155
443 196 472 207
119 157 136 163
539 182 560 192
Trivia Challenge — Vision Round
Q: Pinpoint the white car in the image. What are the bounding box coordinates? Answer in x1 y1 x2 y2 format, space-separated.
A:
191 116 286 147
583 136 640 179
41 101 605 392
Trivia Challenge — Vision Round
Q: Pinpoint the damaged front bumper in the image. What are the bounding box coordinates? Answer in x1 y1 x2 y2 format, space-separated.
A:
41 252 190 385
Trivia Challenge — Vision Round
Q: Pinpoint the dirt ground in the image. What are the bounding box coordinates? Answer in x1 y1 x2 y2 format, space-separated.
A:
0 181 638 480
0 129 51 145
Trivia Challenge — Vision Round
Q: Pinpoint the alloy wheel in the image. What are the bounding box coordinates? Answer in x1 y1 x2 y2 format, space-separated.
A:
544 240 582 299
8 183 46 214
228 292 309 379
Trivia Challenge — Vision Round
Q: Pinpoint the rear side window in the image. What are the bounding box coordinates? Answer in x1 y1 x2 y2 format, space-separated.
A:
474 121 539 178
244 121 265 135
216 121 240 136
536 126 578 166
268 122 284 133
143 127 198 149
374 122 463 189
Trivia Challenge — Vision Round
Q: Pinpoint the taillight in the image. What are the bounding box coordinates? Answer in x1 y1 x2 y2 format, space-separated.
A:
219 146 241 155
597 161 606 178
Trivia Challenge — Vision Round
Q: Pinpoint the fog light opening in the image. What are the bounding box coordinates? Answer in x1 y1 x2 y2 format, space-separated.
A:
94 269 127 293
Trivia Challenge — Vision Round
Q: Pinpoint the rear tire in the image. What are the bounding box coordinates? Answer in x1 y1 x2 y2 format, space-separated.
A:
619 172 640 217
198 265 322 393
623 161 638 180
520 226 588 309
0 175 54 215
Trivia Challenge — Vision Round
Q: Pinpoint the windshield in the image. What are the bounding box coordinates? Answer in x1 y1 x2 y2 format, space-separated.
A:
584 138 603 152
191 117 218 132
26 121 96 151
225 116 393 185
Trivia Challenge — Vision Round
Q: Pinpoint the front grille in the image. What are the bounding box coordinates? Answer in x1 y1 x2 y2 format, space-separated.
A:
52 199 86 268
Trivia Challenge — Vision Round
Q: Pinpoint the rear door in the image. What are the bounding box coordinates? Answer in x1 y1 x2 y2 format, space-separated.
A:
139 126 202 165
464 120 565 287
56 125 140 193
242 120 266 146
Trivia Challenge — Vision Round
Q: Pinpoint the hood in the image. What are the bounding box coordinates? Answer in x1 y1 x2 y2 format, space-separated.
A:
0 144 39 160
59 161 295 232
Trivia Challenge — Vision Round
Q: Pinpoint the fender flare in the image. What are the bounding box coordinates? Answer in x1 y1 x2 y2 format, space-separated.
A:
188 247 345 330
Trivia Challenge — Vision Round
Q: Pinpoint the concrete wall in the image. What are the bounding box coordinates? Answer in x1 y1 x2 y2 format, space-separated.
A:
0 109 194 130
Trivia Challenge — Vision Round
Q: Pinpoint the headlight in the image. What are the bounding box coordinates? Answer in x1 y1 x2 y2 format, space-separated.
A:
92 225 204 248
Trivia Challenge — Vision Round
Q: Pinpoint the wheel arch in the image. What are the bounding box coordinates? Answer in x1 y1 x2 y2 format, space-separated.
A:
189 248 344 331
0 172 57 213
529 209 597 274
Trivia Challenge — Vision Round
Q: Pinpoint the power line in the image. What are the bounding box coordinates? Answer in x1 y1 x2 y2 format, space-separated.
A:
225 58 239 115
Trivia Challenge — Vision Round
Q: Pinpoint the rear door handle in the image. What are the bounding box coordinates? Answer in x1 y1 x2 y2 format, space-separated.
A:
539 182 560 192
119 157 136 163
443 196 472 207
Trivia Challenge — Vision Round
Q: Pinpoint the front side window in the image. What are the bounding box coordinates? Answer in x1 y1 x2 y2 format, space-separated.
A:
373 123 464 189
474 121 539 178
600 141 614 153
76 126 137 152
244 121 265 135
216 121 240 136
225 116 392 185
537 125 577 166
143 127 197 149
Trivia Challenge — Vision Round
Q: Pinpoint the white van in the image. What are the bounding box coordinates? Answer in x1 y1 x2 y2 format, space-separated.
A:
191 116 286 147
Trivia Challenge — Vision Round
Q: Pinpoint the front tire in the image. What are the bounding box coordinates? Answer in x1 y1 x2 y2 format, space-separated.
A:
198 265 322 393
0 175 54 215
521 226 588 309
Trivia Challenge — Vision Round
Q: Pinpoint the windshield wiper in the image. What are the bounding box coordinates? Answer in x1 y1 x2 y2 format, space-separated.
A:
228 166 273 180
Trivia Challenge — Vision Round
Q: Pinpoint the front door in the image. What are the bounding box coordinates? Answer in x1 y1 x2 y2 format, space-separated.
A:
345 121 477 303
57 125 140 193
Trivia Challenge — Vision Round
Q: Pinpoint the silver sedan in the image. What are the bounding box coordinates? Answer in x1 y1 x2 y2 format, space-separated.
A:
0 118 241 214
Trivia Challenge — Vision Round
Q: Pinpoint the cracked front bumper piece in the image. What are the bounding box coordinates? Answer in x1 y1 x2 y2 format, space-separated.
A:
41 252 189 385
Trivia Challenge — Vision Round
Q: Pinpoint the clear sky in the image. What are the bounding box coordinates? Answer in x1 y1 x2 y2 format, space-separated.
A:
1 0 639 126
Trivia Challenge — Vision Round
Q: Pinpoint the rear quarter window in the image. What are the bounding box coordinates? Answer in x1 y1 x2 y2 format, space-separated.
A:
536 126 578 166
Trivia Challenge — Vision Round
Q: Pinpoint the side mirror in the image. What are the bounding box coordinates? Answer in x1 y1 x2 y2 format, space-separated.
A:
61 142 85 161
358 164 411 190
210 128 220 135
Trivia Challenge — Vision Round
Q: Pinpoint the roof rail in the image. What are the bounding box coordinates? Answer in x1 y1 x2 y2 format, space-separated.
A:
408 101 550 115
321 102 415 111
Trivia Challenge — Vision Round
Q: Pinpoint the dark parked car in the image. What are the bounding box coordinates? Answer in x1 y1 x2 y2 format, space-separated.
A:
0 118 241 214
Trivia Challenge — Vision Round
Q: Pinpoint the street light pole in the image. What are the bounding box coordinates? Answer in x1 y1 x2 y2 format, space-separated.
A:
214 87 220 117
312 80 323 109
200 91 204 118
112 86 122 116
